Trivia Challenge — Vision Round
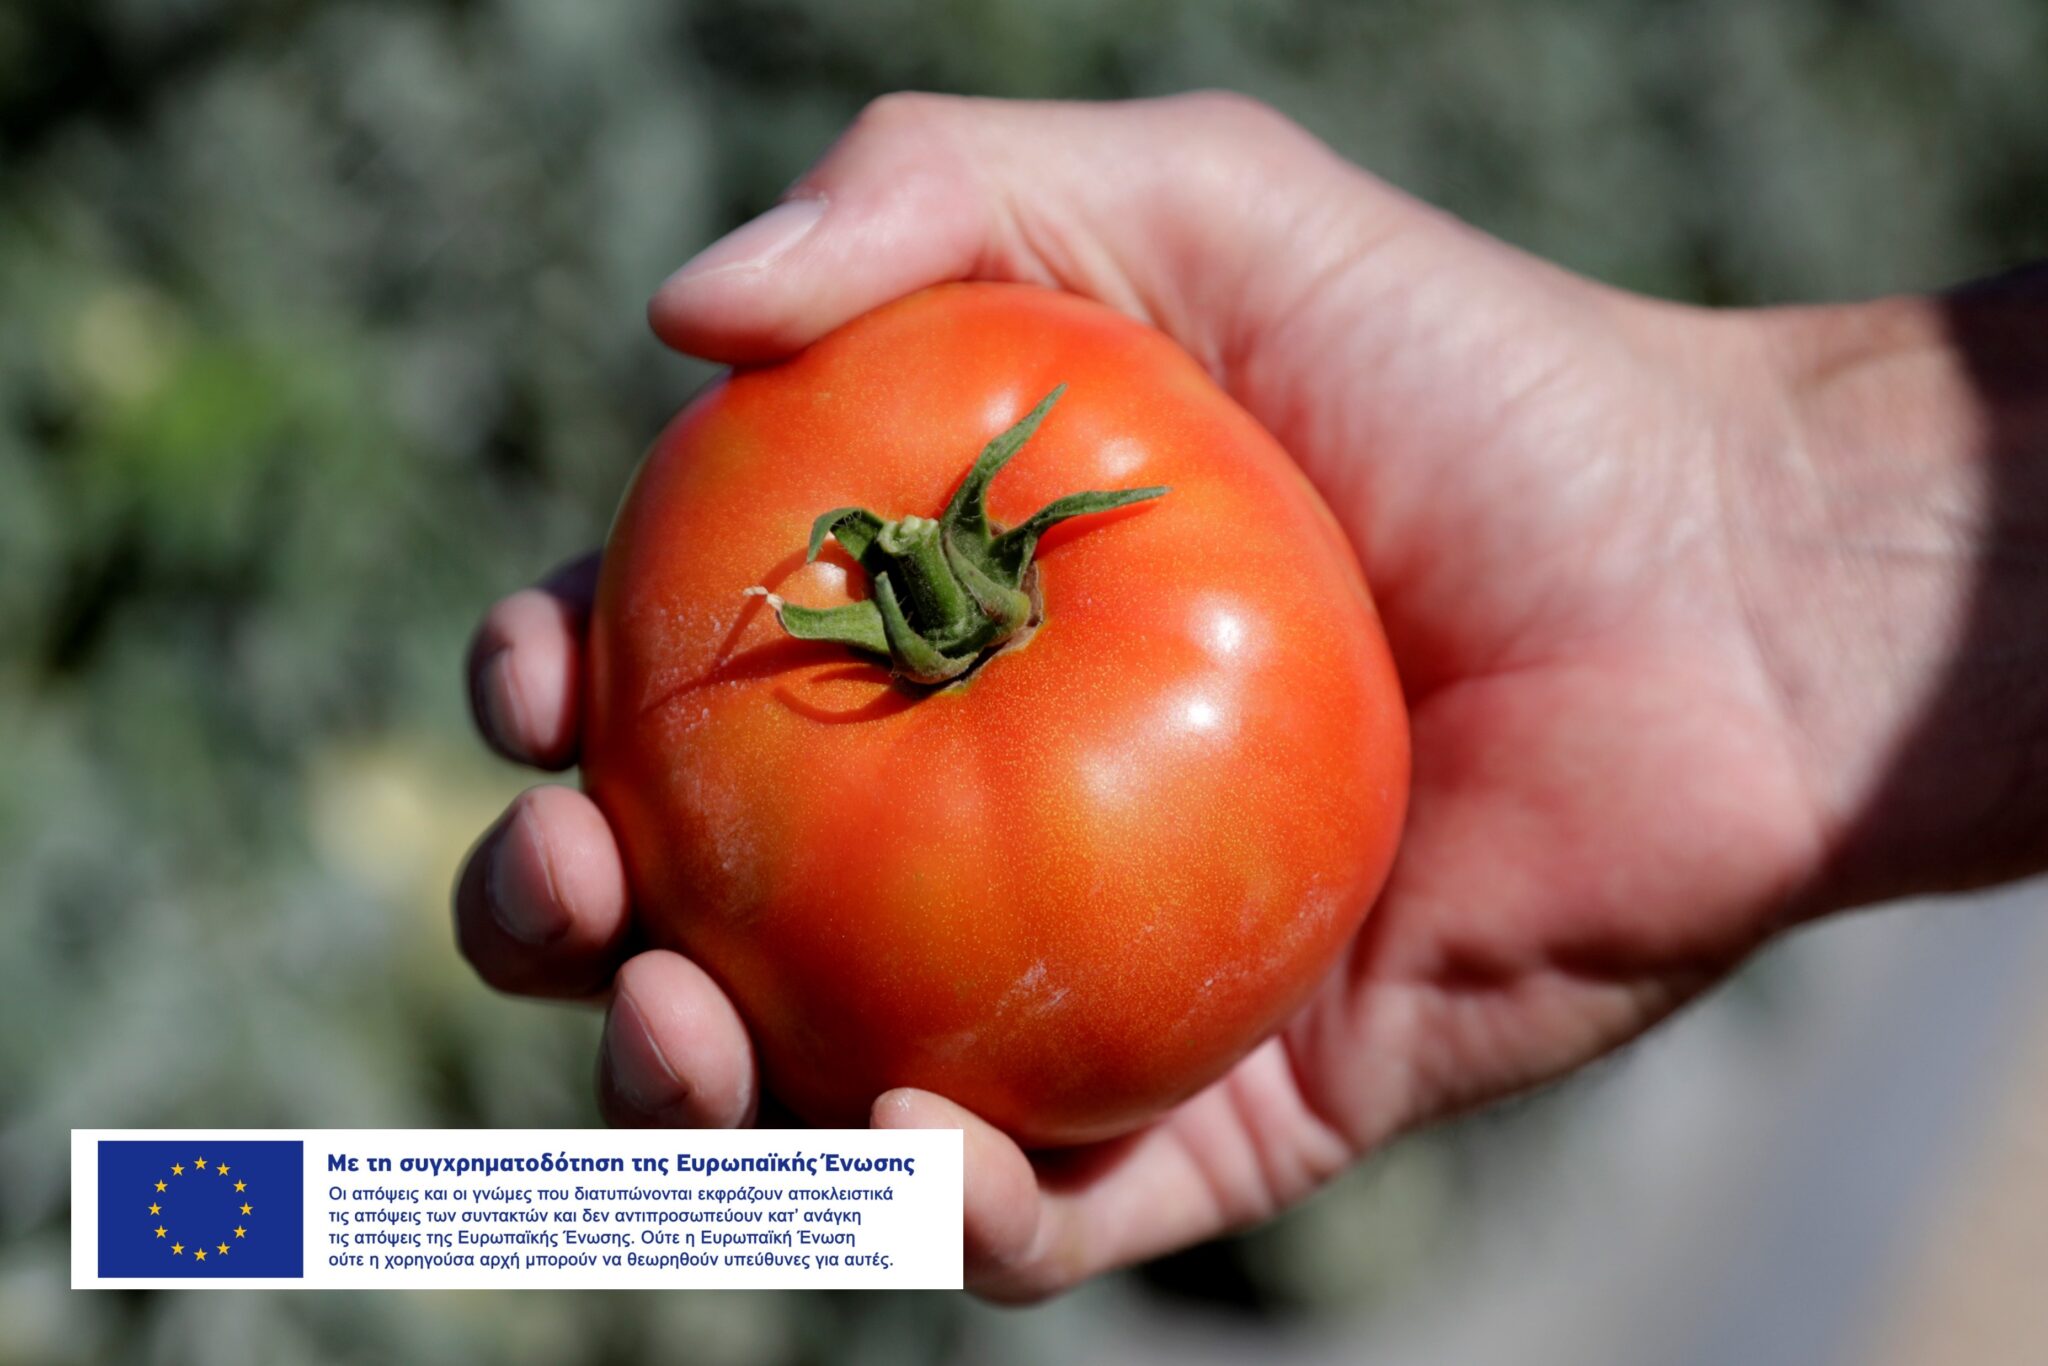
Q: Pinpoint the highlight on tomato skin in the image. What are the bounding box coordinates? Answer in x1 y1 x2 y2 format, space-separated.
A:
583 281 1411 1148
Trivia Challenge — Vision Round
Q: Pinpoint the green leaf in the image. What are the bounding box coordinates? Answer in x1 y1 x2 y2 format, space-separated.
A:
807 507 885 563
939 385 1066 558
771 598 890 656
988 485 1168 581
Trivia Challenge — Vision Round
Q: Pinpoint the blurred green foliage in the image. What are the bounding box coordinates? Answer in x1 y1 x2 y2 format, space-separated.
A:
1 1 2042 1362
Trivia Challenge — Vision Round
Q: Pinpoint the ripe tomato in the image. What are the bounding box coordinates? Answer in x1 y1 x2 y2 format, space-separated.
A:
584 283 1408 1146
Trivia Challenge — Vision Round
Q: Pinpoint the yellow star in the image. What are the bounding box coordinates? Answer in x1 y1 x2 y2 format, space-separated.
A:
154 1180 167 1192
234 1180 246 1192
148 1203 161 1215
240 1203 252 1215
217 1163 230 1175
194 1157 207 1169
170 1164 183 1176
171 1242 183 1255
234 1226 246 1238
193 1249 206 1262
217 1243 229 1255
155 1226 167 1238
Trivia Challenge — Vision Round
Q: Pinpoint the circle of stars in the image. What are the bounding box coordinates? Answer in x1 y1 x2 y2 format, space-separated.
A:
149 1154 252 1267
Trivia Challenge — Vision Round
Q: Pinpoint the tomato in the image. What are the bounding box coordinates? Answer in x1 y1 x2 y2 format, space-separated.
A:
584 283 1408 1146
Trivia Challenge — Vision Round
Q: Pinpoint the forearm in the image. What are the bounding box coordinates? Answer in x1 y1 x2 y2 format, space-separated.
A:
1724 270 2048 912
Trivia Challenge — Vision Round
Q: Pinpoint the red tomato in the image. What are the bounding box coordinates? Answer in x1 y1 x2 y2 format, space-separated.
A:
584 283 1408 1146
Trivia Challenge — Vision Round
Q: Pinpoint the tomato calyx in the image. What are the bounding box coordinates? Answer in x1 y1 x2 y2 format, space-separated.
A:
750 385 1168 684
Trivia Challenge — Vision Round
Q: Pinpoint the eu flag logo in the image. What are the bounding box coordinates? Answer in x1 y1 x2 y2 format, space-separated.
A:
96 1140 304 1278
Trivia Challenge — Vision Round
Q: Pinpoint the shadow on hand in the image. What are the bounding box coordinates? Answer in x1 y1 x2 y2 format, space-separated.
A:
1824 263 2048 906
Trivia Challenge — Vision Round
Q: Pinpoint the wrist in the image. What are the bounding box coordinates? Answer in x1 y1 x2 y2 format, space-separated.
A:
1723 276 2048 912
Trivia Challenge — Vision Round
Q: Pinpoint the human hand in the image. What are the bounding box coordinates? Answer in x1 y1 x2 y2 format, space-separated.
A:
456 93 2035 1299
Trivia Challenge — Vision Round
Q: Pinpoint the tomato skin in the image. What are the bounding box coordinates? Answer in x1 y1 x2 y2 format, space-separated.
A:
585 283 1408 1147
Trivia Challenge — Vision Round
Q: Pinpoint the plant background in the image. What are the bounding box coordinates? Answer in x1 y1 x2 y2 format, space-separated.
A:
2 2 2044 1363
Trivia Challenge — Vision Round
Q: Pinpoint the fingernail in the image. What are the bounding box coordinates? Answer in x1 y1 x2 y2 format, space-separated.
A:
604 993 688 1118
476 648 530 760
485 809 569 946
664 197 826 284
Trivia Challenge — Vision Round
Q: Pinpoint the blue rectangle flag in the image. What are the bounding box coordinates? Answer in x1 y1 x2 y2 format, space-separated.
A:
97 1140 304 1278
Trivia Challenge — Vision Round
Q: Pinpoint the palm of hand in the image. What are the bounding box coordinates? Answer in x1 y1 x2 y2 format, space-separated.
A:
966 217 1820 1294
1065 231 1823 1278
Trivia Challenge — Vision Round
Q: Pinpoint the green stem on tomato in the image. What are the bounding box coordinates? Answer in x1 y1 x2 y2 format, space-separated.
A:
755 385 1167 685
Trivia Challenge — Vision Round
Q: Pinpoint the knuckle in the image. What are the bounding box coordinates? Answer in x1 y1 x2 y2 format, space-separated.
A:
1165 88 1307 144
851 90 962 140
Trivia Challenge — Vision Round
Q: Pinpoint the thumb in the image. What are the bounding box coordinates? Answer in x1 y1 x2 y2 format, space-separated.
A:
647 92 1417 370
867 1087 1067 1302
